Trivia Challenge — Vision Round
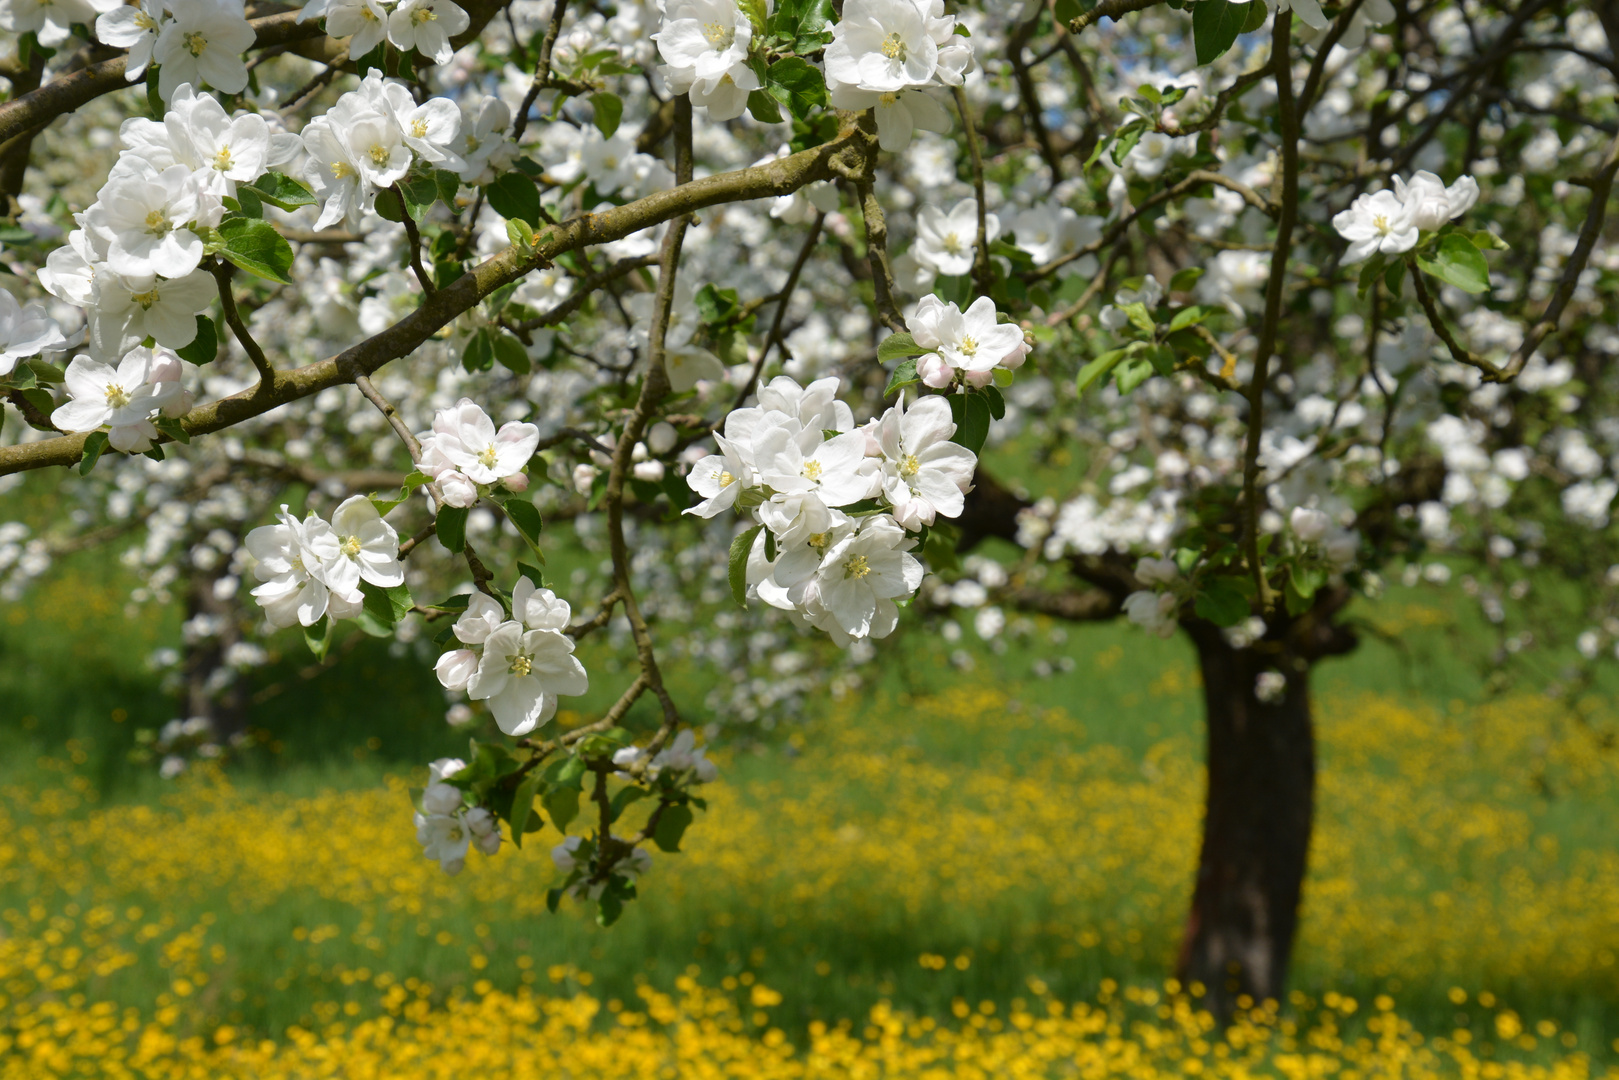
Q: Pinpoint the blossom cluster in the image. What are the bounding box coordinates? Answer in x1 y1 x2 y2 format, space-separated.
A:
243 496 405 629
687 372 996 645
52 346 191 452
825 0 975 151
299 72 509 230
1333 171 1481 264
97 0 256 99
907 295 1030 389
613 728 719 783
432 580 589 736
414 757 501 875
417 397 541 509
300 0 471 65
0 287 68 378
40 84 296 362
653 0 759 122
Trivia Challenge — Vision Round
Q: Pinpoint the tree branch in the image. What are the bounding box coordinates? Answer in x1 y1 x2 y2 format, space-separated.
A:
208 259 276 384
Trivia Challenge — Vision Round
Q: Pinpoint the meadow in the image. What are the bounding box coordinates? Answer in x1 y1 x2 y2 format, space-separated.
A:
3 534 1619 1079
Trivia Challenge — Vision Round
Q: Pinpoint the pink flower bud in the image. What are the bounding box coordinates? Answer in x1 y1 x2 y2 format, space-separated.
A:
502 472 529 493
918 353 955 389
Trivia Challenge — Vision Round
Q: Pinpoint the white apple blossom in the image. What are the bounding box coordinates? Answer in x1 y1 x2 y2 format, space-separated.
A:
906 295 1025 388
1332 189 1419 264
387 0 469 63
321 495 405 598
1124 590 1178 638
827 82 952 152
152 0 255 100
51 347 186 453
1394 171 1481 232
415 809 472 874
85 160 215 280
875 394 977 530
794 514 923 640
419 398 541 487
244 506 345 628
466 619 588 736
452 98 515 184
87 269 216 361
320 0 390 58
1290 506 1331 543
0 288 68 377
912 198 999 278
0 0 101 46
98 0 165 80
825 0 951 93
684 434 752 519
653 0 752 86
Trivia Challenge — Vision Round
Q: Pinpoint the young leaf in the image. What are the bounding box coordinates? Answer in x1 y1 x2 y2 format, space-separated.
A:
1194 578 1251 627
542 785 579 832
303 616 332 660
485 172 542 228
244 172 318 212
982 385 1006 421
765 57 829 121
509 772 544 847
490 331 531 374
884 357 920 396
653 802 694 852
610 785 648 822
1192 0 1249 66
436 505 469 553
1075 347 1129 395
1416 233 1491 294
218 218 295 284
462 327 494 373
154 416 191 444
951 393 991 454
78 431 109 475
877 331 928 361
729 525 762 607
768 0 835 50
589 92 623 137
505 498 544 556
746 89 785 125
176 315 218 365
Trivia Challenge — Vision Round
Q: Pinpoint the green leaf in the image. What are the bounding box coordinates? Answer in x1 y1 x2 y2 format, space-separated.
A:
19 388 56 429
596 887 624 927
695 283 742 325
506 217 535 250
509 772 544 847
1382 258 1406 295
923 520 961 574
610 785 648 822
542 785 579 833
235 188 264 218
1356 253 1389 299
176 315 218 365
746 89 785 125
1110 123 1145 167
303 616 332 660
877 331 929 361
78 431 109 475
885 358 920 396
1241 0 1268 31
436 169 462 205
1168 305 1209 332
982 385 1006 421
1054 0 1083 22
486 172 542 228
462 327 494 373
1416 233 1490 294
1076 347 1129 395
1192 0 1250 66
505 498 544 558
154 416 191 444
1194 578 1250 627
218 218 295 284
491 331 531 374
436 505 469 553
1115 355 1155 394
729 525 762 608
765 57 828 121
1121 301 1156 333
1169 267 1205 293
737 0 767 32
589 92 623 137
244 171 318 212
949 393 991 454
768 0 835 50
653 802 694 853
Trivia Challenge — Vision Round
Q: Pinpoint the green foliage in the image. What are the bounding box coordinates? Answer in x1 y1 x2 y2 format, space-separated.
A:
77 431 109 475
217 219 295 284
729 525 761 607
435 505 469 553
764 57 828 121
486 172 543 227
1192 0 1251 66
590 92 624 136
177 315 218 365
1417 233 1492 294
243 172 318 212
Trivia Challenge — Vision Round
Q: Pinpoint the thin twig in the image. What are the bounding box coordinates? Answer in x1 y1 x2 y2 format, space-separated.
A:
734 212 825 408
1068 0 1162 35
280 50 348 116
1408 260 1500 378
355 374 425 459
392 186 437 294
953 85 994 298
208 259 275 384
512 0 570 142
855 180 906 332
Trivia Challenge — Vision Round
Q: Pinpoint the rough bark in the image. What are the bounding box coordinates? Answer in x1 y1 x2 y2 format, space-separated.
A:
1175 622 1316 1017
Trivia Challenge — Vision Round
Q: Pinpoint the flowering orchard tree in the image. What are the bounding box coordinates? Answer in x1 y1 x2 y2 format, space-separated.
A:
1 0 1617 1015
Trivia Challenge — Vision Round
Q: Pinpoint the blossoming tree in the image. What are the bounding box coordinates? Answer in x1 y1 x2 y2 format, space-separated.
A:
1 0 1616 1017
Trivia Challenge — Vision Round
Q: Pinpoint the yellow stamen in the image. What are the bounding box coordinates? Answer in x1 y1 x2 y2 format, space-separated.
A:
880 31 906 60
900 454 920 479
844 554 871 579
182 30 206 56
803 460 823 481
131 287 161 309
509 654 533 677
104 383 132 409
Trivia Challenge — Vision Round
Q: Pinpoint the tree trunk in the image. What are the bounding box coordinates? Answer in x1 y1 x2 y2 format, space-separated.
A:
1175 623 1316 1019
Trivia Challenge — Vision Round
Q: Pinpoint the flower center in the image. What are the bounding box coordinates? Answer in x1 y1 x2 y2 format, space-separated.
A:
958 334 978 357
411 118 430 138
942 232 963 254
464 135 481 155
878 92 899 106
844 553 871 579
331 160 353 180
899 453 920 479
183 30 207 56
508 653 533 677
144 210 169 235
602 154 619 169
808 531 829 550
340 535 362 559
131 286 161 309
411 5 436 23
1372 214 1390 234
134 9 156 30
212 146 232 171
802 460 823 481
104 382 132 409
477 445 499 469
701 20 734 48
368 143 392 166
880 31 906 60
290 554 306 574
718 470 735 487
360 5 378 19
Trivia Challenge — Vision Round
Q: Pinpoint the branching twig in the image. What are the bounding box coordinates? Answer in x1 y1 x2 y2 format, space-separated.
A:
1408 261 1501 378
734 212 825 408
208 259 276 385
953 85 994 298
392 186 437 295
855 180 906 332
